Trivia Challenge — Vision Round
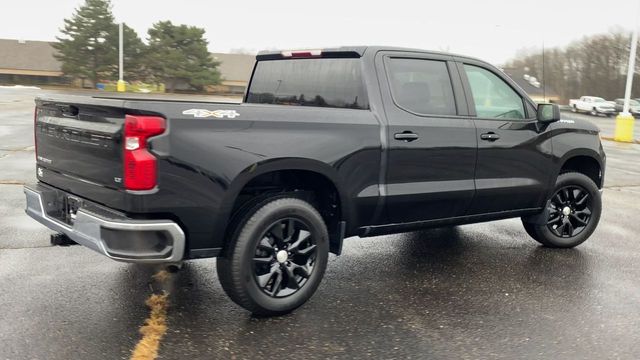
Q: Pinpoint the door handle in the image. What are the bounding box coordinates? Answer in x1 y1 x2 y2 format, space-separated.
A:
394 131 419 142
480 132 500 141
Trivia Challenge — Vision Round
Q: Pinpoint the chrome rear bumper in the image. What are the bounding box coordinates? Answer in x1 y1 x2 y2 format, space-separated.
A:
24 184 185 263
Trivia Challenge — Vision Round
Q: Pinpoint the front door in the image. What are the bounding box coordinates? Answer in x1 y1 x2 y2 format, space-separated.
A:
377 52 477 224
458 61 553 214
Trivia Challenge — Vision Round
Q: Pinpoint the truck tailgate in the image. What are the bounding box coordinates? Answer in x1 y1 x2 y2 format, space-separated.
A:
35 97 127 190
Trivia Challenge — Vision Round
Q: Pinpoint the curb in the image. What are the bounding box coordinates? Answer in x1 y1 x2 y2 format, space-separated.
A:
600 136 640 144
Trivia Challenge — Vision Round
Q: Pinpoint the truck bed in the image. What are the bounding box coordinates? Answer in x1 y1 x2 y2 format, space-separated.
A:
33 94 381 258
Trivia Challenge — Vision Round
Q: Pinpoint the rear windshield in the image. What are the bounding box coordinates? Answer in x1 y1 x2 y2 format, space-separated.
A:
246 58 369 110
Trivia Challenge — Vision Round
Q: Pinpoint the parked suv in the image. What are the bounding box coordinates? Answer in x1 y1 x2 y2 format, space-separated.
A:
25 46 605 315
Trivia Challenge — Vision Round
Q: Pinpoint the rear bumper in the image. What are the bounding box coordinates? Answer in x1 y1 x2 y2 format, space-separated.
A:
24 183 185 263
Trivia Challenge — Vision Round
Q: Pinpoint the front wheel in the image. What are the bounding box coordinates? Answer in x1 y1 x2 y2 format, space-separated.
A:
217 197 329 316
522 172 602 248
590 108 598 116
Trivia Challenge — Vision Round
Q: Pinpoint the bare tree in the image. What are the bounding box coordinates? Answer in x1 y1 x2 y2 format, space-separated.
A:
504 30 639 103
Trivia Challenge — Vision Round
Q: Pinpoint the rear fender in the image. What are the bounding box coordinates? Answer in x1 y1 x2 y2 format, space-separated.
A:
215 158 351 252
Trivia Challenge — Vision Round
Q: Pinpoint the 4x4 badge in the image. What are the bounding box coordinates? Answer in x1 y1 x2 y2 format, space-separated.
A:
182 109 240 119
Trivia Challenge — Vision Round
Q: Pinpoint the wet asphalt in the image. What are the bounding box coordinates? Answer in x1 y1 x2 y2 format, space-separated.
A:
1 89 639 359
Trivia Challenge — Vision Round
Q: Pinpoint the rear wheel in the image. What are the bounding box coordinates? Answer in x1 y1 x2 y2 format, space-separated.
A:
590 108 598 116
571 105 577 113
217 197 329 316
522 172 601 248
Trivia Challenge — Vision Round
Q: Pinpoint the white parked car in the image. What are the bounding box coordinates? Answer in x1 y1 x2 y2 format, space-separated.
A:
569 96 616 116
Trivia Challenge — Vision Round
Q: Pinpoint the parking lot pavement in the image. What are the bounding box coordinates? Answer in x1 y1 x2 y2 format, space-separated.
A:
562 110 640 142
1 89 640 359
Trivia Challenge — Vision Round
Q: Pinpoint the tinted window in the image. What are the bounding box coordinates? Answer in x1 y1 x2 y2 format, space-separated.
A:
387 58 456 116
246 58 368 109
464 65 525 119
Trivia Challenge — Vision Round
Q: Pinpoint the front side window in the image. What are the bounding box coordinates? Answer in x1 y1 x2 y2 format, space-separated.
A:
464 65 525 119
386 58 457 116
246 58 368 110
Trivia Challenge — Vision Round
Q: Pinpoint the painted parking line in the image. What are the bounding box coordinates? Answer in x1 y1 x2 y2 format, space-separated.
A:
130 270 172 360
601 135 640 144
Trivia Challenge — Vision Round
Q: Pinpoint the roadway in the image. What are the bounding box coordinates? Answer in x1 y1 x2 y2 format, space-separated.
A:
1 88 639 359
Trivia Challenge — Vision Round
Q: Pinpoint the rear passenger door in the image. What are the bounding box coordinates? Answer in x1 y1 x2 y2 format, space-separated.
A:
376 52 477 224
457 60 553 214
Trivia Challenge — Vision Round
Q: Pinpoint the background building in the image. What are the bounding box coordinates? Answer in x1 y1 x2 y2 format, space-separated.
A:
0 38 255 93
0 39 66 85
210 53 255 94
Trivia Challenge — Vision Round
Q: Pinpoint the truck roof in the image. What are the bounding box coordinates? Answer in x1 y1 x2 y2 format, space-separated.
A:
256 46 488 64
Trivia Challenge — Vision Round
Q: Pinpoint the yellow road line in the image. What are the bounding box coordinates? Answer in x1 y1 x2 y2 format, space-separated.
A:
130 270 171 360
0 180 26 185
601 135 640 144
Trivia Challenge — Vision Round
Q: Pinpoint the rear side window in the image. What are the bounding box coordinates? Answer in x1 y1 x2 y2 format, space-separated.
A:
386 58 457 116
246 58 368 110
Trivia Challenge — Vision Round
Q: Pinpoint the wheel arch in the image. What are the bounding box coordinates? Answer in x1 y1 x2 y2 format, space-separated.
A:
557 151 603 189
217 158 350 255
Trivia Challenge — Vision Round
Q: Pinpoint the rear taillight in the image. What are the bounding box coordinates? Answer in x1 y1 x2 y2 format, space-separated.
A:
123 115 165 191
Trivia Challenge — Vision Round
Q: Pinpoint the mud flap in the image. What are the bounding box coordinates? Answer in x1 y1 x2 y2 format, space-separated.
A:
330 221 346 255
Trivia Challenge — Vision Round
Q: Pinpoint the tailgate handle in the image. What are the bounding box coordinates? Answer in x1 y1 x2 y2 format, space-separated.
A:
57 104 79 117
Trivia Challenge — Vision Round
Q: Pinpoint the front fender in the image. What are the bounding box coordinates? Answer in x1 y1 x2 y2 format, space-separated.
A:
546 122 605 198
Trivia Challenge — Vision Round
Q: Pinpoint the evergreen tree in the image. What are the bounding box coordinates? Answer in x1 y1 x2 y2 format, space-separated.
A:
53 0 146 85
146 21 221 92
105 24 148 81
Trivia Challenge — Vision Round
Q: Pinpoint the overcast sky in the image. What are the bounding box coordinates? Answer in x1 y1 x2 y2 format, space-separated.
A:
1 0 638 64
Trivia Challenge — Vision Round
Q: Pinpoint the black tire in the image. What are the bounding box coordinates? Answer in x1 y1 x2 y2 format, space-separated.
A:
590 108 598 116
571 105 577 113
522 172 601 248
217 197 329 316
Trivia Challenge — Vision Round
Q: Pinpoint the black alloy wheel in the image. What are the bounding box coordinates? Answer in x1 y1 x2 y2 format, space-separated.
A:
522 172 601 248
216 197 329 316
253 218 318 298
546 185 592 238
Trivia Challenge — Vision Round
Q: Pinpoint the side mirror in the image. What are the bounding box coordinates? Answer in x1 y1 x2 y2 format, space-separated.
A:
537 103 560 123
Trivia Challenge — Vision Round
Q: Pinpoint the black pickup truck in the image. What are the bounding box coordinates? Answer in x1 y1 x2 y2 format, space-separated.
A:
25 46 605 315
